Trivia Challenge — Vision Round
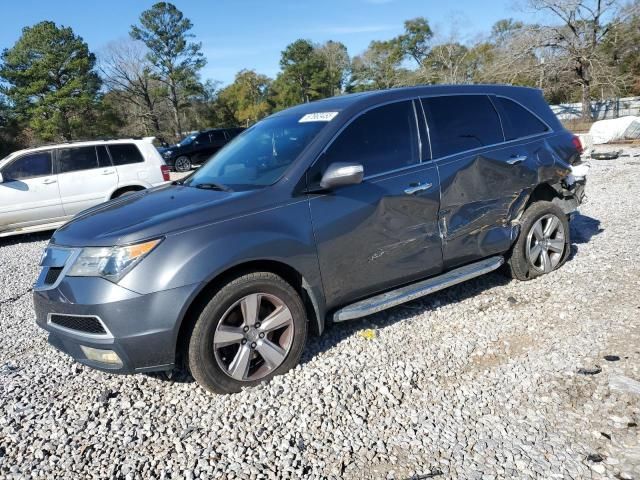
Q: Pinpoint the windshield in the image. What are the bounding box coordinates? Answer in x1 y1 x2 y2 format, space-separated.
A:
184 114 330 190
177 134 198 147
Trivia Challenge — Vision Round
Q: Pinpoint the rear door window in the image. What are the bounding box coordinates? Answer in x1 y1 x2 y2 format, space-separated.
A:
493 96 549 140
196 132 212 144
3 151 53 180
421 95 503 158
58 147 99 173
108 144 144 165
97 146 112 167
211 131 226 144
320 100 419 178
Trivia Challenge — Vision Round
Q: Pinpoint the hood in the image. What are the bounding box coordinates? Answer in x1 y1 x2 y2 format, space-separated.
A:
52 184 257 247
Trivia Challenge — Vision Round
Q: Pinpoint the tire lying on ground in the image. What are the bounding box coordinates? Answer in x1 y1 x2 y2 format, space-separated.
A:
591 151 620 160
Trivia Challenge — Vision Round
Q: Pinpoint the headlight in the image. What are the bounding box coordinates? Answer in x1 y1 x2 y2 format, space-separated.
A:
67 238 162 282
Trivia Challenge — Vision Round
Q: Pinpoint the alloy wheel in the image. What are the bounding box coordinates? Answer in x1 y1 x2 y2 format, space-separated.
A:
175 157 191 172
213 293 294 382
525 213 566 274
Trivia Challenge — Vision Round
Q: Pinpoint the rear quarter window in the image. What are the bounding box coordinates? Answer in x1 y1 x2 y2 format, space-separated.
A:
493 97 549 140
421 95 503 158
108 144 144 166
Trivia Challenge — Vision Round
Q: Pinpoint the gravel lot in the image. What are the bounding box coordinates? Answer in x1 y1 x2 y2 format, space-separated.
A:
1 150 639 479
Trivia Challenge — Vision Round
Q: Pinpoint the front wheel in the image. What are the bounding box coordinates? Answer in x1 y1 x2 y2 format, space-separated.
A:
174 156 192 173
187 272 307 394
505 201 570 281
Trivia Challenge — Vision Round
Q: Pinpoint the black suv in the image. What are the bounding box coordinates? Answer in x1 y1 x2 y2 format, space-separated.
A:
159 127 244 172
34 85 586 394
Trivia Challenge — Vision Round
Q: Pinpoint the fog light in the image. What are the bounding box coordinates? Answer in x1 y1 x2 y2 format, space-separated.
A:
80 346 122 367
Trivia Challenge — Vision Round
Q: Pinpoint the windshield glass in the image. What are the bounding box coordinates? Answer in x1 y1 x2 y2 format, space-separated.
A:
184 114 330 190
177 134 197 147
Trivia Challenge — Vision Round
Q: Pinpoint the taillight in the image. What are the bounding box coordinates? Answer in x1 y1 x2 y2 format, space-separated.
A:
571 135 583 155
161 165 170 181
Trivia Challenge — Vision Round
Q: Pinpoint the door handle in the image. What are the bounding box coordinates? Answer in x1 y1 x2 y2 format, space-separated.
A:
42 178 57 184
404 183 433 195
101 170 115 175
507 155 527 165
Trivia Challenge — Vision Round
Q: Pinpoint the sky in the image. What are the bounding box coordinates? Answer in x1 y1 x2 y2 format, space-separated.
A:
0 0 528 86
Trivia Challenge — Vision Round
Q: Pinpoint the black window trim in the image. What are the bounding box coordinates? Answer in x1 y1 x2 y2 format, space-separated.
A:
1 150 54 180
417 93 554 166
308 92 555 186
491 94 551 141
312 97 425 182
54 145 114 174
106 143 145 166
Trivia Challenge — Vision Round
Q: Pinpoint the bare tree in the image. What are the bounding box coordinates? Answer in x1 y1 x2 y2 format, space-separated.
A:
525 0 637 120
99 40 164 137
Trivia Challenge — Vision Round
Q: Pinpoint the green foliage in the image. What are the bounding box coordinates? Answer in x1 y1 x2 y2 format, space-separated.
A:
0 94 24 157
349 40 406 91
0 21 101 141
275 39 342 107
131 2 206 137
396 17 433 67
218 70 272 126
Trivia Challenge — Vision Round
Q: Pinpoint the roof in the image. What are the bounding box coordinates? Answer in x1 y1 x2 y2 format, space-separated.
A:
0 138 155 165
273 84 543 118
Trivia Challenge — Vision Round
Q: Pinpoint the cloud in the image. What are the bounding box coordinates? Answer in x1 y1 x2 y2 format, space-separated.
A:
311 24 396 35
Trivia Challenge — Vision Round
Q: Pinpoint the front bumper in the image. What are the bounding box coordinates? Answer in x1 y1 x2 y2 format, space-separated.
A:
33 276 199 374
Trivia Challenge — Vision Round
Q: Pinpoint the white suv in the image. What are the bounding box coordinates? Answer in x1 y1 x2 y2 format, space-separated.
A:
0 139 170 237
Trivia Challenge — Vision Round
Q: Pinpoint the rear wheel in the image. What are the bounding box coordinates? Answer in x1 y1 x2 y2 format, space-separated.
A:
112 188 142 199
187 272 307 394
174 156 192 173
505 201 570 281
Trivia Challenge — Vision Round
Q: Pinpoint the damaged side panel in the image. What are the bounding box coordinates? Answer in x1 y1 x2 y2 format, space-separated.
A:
436 140 540 269
435 133 585 272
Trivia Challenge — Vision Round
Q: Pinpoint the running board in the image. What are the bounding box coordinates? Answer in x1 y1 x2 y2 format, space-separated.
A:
333 256 504 322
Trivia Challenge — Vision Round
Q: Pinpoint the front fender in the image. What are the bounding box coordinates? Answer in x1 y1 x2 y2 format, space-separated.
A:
118 199 325 321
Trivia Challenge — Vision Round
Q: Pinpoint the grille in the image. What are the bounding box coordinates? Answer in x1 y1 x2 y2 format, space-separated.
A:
49 314 107 335
44 267 63 285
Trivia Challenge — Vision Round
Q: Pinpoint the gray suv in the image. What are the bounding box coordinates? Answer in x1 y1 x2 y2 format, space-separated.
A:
34 85 586 394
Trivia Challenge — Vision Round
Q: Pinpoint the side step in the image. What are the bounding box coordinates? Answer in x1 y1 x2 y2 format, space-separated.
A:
333 256 504 322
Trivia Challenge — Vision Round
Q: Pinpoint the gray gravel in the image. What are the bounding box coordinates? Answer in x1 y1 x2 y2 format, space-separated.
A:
2 149 640 479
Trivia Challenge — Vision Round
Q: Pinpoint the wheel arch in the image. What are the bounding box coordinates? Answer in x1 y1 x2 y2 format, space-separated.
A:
109 183 147 199
174 259 324 366
524 180 579 217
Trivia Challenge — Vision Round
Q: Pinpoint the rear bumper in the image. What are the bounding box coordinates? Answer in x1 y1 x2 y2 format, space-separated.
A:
33 277 200 374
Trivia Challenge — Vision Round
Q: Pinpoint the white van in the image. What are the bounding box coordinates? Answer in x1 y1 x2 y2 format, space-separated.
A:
0 139 170 237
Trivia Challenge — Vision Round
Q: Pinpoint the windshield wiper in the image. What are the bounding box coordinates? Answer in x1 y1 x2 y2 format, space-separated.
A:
194 182 231 192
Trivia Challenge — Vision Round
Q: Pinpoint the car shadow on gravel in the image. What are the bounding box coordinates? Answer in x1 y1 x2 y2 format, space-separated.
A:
0 231 52 248
299 270 514 366
567 213 603 261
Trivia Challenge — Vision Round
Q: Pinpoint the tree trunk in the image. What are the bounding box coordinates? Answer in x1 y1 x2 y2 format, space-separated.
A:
60 111 72 141
169 79 182 139
581 82 592 122
143 92 162 137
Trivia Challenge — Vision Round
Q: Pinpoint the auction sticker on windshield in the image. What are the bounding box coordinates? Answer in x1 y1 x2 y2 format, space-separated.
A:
299 112 339 123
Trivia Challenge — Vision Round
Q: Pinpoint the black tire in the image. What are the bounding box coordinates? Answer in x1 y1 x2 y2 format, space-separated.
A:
505 200 571 281
174 156 192 173
187 272 307 394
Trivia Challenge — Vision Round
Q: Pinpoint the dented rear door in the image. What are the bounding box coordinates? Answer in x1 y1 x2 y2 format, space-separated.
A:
421 94 537 269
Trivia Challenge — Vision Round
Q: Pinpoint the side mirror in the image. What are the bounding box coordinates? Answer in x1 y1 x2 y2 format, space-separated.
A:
319 162 364 190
